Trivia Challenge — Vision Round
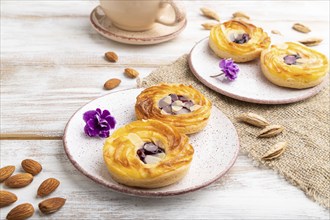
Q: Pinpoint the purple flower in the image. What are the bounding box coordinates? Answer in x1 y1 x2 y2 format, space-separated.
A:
83 108 116 138
210 58 239 81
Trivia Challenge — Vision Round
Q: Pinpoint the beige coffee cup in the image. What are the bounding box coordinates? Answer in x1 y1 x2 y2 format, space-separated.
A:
99 0 186 31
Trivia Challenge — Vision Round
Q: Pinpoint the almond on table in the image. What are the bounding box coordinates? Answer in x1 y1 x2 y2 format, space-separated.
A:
38 197 66 214
21 159 42 176
0 165 15 182
299 37 323 46
104 78 121 90
200 7 220 21
5 173 33 188
37 178 60 197
0 190 18 208
271 30 282 35
232 11 250 20
262 141 287 160
292 23 311 33
105 51 119 62
124 68 139 78
258 125 284 138
236 112 270 127
6 203 34 220
201 22 219 30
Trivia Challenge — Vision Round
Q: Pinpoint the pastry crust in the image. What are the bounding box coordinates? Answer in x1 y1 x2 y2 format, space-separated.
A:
209 20 271 62
103 119 194 188
135 84 212 134
260 42 329 89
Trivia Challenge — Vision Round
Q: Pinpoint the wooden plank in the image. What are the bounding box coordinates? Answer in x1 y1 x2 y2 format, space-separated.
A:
0 140 328 219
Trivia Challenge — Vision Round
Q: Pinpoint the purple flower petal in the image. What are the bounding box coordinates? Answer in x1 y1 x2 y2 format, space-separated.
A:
105 116 116 129
95 113 101 122
99 119 110 129
101 110 111 118
96 108 102 115
83 110 97 122
86 119 97 129
99 130 110 138
84 125 98 137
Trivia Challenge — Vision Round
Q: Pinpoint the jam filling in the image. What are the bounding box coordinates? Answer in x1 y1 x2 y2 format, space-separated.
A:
283 54 301 65
137 142 165 164
158 94 201 115
233 33 250 44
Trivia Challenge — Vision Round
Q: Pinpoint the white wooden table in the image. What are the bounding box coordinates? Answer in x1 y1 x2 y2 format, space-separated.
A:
1 1 329 219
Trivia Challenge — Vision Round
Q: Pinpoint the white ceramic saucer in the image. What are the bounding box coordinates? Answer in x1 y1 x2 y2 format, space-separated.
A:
63 89 239 197
189 37 327 104
90 6 187 45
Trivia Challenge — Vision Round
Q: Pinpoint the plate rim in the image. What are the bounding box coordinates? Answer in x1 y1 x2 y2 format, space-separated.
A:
89 6 187 45
63 88 240 197
188 37 326 105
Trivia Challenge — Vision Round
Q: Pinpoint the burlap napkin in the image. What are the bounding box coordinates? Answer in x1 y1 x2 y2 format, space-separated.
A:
140 55 330 208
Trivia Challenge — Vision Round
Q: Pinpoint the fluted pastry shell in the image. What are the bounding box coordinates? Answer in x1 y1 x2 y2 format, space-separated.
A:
261 42 329 89
135 84 212 134
103 119 194 188
209 20 271 62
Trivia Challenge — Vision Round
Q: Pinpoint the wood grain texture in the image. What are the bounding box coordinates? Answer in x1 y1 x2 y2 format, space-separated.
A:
1 0 329 219
0 140 328 219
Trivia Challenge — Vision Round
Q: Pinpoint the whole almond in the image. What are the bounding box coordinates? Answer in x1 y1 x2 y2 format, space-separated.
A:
0 165 15 182
200 7 220 21
233 11 250 20
299 37 323 46
21 159 42 176
6 203 34 220
258 125 284 138
292 23 311 33
105 51 118 62
37 178 60 197
0 190 18 207
236 112 270 127
124 68 139 78
5 173 33 188
201 22 219 30
104 78 121 90
262 141 287 160
271 30 282 36
39 197 66 214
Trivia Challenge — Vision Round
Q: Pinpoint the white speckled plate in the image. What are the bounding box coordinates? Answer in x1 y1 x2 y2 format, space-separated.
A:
90 6 187 45
189 37 327 104
63 89 239 197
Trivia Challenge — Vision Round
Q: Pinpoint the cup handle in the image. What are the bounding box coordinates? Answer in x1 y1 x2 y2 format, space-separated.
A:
156 0 186 26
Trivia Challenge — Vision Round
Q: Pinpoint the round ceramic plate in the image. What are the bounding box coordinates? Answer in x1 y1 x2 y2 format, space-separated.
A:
90 6 187 45
189 37 327 104
63 88 239 197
